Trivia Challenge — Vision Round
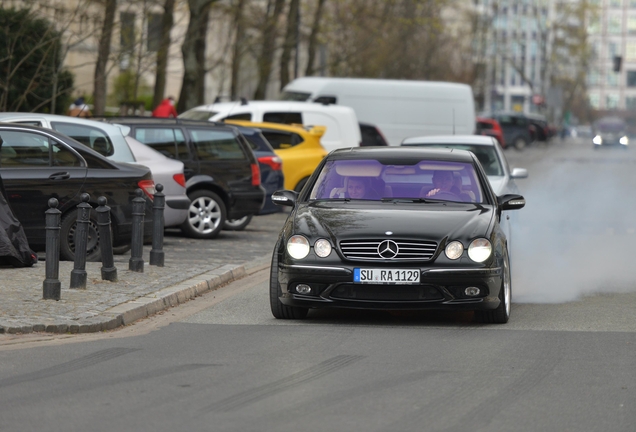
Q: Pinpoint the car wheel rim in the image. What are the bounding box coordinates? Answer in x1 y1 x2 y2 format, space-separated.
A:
188 196 221 234
503 254 511 317
68 220 100 255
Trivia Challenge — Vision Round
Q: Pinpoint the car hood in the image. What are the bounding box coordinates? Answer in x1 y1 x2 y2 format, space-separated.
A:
292 202 494 243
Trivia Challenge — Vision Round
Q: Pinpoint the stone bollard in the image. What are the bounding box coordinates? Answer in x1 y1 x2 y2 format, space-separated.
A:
96 196 117 281
149 184 165 267
43 198 61 300
129 189 145 273
70 193 91 289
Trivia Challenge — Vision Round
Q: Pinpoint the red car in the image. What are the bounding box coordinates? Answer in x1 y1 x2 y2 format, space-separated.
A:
476 117 506 149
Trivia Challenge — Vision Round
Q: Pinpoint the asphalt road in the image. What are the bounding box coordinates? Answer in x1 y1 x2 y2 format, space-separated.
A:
0 138 635 432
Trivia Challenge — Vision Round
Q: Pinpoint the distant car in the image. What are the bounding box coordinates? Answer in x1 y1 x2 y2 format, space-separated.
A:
269 147 526 323
592 117 629 149
0 124 154 261
359 122 389 147
476 117 505 148
482 112 534 150
526 113 551 142
122 135 189 227
226 120 327 192
106 118 266 239
0 113 189 229
401 135 528 251
227 125 284 229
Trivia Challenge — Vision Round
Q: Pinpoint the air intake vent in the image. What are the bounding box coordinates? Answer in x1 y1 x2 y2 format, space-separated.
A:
339 239 437 261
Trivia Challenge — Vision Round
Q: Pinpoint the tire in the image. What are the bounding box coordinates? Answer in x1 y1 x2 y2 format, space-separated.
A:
294 177 309 193
223 214 253 231
180 190 226 239
270 244 309 319
475 248 511 324
513 137 527 151
60 209 102 262
112 244 131 255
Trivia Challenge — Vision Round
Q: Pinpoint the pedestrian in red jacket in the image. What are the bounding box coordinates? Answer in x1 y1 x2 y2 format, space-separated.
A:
152 96 178 118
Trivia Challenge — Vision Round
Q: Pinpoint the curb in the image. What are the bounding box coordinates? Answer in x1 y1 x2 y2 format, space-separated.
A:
0 257 270 335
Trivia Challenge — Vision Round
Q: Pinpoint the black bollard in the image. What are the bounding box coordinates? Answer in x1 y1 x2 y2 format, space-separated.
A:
43 198 62 300
149 183 165 267
129 188 145 272
96 196 118 281
70 193 91 289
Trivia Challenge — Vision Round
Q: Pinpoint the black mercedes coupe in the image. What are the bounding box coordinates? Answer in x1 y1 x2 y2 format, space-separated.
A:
270 147 525 324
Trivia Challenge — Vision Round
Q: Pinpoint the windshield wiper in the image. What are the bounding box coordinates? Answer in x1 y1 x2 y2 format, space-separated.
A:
381 198 437 204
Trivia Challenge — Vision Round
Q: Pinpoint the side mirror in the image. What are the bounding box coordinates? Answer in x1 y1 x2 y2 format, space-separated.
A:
272 189 298 207
497 194 526 211
510 167 528 179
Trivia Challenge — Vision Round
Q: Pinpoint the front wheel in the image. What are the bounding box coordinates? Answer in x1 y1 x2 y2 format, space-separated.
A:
513 138 527 151
59 209 102 262
223 214 253 231
180 190 226 239
270 244 308 319
475 248 511 324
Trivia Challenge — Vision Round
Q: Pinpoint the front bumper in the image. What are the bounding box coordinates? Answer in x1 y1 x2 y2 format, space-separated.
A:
278 263 503 311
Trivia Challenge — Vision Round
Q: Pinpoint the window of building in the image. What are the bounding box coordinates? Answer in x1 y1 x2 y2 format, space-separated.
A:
120 12 135 53
628 71 636 86
588 70 600 86
608 41 619 57
589 93 600 109
607 71 619 87
147 13 162 52
626 96 636 110
606 93 620 109
610 0 622 8
628 15 636 34
626 42 636 61
608 14 622 34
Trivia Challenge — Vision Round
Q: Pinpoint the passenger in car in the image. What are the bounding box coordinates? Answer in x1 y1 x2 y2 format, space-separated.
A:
330 176 379 199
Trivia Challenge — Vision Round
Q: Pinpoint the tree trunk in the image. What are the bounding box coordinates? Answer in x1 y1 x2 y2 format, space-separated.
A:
253 0 285 100
305 0 326 76
153 0 176 109
93 0 117 116
279 0 299 90
230 0 247 100
177 0 216 113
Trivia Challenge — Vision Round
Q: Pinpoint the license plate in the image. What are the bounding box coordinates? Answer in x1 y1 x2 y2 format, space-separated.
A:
353 268 420 284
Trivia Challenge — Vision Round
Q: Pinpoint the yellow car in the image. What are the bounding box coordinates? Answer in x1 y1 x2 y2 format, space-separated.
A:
225 120 328 192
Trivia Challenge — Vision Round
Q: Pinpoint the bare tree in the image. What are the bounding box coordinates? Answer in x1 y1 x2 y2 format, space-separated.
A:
93 0 118 115
305 0 326 76
152 0 176 108
177 0 217 112
230 0 248 99
279 0 299 89
253 0 285 100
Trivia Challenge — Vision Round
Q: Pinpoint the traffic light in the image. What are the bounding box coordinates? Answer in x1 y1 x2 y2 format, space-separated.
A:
613 55 622 73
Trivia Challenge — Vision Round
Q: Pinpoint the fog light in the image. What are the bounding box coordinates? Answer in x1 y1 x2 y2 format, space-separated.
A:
465 287 480 296
296 284 312 295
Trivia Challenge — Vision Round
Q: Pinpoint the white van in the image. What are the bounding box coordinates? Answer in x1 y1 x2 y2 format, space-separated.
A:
281 77 476 146
179 100 361 153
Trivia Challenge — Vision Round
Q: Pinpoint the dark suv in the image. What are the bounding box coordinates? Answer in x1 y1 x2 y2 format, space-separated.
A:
110 119 265 239
483 112 534 150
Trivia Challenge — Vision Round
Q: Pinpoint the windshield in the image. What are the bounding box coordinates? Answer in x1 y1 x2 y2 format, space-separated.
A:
309 159 484 203
280 91 311 101
596 121 626 134
179 110 217 121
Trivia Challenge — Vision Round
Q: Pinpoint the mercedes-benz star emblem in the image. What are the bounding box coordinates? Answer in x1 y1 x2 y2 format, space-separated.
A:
377 240 399 259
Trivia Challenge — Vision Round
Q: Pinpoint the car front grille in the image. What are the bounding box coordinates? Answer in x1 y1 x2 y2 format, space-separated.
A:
330 284 443 301
339 239 438 261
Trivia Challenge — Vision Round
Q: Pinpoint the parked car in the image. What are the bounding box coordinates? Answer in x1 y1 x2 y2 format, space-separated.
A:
592 116 630 149
105 118 266 239
359 122 389 147
232 125 284 218
269 147 525 323
481 112 534 150
0 124 154 261
476 117 505 148
179 100 362 152
226 120 328 192
526 113 551 143
0 113 189 229
401 134 528 251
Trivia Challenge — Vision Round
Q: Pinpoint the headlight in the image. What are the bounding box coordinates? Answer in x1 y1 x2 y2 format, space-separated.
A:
620 136 629 145
314 238 332 257
287 235 310 259
468 238 492 262
445 241 464 260
593 135 602 145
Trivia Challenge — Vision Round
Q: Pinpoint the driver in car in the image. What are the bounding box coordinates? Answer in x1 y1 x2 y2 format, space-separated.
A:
424 170 456 198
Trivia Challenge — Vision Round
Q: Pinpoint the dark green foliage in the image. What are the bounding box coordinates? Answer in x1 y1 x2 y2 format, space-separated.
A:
0 7 74 113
